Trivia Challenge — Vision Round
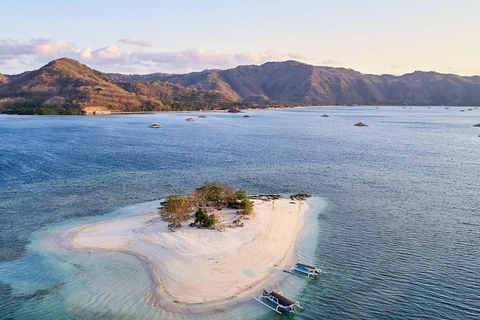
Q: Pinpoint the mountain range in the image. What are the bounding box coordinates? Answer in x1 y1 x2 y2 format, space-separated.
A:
111 61 480 106
1 58 480 114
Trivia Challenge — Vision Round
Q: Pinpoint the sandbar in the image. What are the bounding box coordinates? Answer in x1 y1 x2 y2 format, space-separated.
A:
57 198 308 313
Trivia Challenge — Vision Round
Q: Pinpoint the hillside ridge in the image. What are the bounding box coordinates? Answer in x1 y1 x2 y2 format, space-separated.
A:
108 60 480 106
0 58 235 114
2 58 480 114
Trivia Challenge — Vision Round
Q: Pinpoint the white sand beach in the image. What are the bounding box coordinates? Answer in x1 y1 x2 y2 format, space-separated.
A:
58 198 308 313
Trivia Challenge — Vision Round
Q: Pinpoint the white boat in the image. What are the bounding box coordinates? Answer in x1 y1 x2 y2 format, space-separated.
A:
284 262 322 278
253 289 303 314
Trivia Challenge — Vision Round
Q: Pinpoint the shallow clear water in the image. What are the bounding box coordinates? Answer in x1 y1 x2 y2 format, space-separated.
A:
1 107 479 319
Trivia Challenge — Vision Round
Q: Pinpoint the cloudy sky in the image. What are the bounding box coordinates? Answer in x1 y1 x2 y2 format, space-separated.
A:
1 0 479 75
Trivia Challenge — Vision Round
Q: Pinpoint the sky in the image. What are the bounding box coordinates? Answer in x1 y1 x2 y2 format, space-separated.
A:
1 0 479 76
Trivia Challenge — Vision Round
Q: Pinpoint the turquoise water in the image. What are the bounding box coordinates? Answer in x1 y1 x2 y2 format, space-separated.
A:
1 107 480 319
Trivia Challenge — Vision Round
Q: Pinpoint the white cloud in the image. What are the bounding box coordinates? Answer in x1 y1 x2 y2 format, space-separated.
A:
77 47 93 59
0 38 307 74
0 38 74 59
322 58 343 66
131 48 231 68
91 45 126 61
131 47 306 71
0 39 30 58
235 50 307 65
32 39 74 55
118 38 151 47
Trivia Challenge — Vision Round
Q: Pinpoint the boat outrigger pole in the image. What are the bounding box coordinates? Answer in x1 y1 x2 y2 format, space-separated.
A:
284 262 322 278
253 289 303 314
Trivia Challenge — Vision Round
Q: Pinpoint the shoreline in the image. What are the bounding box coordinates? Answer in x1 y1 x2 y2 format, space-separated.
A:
56 198 309 314
1 105 334 116
4 105 463 117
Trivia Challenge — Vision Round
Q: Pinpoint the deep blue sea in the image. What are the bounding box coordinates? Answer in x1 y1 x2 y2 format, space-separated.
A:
1 106 479 320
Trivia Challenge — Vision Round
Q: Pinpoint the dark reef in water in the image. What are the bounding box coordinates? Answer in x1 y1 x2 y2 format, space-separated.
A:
290 194 312 201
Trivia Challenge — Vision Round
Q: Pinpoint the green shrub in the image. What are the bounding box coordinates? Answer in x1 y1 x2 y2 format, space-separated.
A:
240 198 254 216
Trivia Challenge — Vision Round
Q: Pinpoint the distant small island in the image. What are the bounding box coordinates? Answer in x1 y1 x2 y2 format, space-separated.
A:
354 122 369 127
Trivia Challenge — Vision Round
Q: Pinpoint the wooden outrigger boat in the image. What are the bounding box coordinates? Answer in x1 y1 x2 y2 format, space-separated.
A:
284 262 322 278
253 289 303 314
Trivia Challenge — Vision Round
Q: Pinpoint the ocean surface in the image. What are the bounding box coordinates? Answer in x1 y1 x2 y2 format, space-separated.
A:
0 106 479 320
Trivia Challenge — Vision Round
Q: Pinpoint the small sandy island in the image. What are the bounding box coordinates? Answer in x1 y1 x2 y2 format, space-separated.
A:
58 198 308 313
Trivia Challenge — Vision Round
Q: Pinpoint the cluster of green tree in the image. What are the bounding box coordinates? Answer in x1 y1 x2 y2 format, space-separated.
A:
0 99 287 115
235 189 254 216
1 107 85 115
166 101 281 112
194 207 218 228
159 183 254 227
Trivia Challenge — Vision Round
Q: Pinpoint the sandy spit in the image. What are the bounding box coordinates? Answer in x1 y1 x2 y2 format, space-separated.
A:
56 199 308 314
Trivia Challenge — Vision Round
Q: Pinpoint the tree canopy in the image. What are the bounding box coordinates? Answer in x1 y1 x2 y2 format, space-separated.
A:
235 189 248 201
240 198 254 216
190 182 235 208
159 183 254 228
160 194 192 226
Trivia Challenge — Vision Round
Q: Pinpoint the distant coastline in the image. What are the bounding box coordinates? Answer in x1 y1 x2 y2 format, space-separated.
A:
2 104 477 116
2 58 480 116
